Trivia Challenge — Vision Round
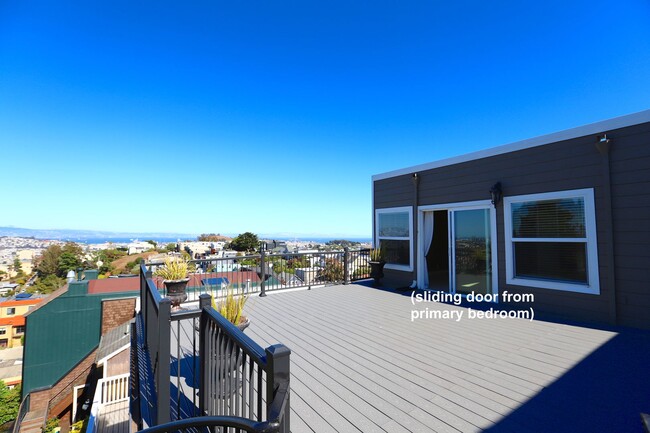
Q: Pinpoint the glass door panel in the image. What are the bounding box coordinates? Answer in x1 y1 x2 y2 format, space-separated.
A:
452 208 492 295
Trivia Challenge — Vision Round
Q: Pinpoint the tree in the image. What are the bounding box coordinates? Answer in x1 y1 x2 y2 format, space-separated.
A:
13 258 24 278
325 239 361 248
317 258 344 282
35 244 63 277
57 252 81 277
0 382 21 425
229 232 260 252
61 242 84 258
198 233 228 242
29 274 65 294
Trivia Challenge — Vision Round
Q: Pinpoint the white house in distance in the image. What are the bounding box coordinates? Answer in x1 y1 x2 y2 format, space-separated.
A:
127 241 153 255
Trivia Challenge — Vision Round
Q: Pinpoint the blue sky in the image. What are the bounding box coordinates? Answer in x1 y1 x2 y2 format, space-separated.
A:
1 1 649 238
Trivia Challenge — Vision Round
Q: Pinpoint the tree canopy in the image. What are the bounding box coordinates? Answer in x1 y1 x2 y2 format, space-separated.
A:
198 233 229 242
0 382 21 425
229 232 260 252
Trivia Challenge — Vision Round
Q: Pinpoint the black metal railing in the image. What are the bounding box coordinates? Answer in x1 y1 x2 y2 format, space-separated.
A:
200 307 290 433
139 265 172 425
138 415 281 433
137 265 291 432
147 248 371 300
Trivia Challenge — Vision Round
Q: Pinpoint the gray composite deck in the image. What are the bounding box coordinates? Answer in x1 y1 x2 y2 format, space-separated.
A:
176 283 650 433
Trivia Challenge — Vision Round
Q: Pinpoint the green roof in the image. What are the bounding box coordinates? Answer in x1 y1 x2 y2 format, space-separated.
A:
22 281 136 398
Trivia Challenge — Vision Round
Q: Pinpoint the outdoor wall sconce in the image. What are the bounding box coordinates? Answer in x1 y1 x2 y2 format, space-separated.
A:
490 182 502 207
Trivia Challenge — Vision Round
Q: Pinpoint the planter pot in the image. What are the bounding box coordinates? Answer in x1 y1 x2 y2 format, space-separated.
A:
236 316 250 332
369 261 386 286
163 278 189 310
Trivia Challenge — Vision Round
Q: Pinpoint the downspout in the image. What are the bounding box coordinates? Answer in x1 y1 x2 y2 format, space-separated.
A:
412 173 420 288
595 134 617 326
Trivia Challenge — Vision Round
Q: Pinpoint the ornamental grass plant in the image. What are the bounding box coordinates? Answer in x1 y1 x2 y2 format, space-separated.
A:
154 256 189 281
213 288 248 326
369 247 384 262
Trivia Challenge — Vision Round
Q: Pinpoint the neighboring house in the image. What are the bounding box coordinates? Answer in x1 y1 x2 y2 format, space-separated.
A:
372 109 650 329
0 283 19 296
21 273 138 432
0 346 23 388
127 241 153 255
0 297 43 348
264 240 289 254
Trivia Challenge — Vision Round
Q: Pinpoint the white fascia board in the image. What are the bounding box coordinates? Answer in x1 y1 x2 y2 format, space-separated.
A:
372 109 650 182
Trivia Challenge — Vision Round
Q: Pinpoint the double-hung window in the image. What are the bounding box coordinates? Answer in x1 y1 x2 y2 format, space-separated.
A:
375 206 413 271
504 189 599 294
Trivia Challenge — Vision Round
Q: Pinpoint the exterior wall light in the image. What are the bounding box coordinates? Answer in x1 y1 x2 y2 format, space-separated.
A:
490 182 502 207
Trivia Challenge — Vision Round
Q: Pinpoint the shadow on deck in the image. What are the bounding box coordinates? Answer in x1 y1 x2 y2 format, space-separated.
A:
482 328 650 433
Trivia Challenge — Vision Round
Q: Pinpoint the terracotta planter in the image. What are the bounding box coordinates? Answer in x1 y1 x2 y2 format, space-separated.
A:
369 261 386 286
163 278 189 310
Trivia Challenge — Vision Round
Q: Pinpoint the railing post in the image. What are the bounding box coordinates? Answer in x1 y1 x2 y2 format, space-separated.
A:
343 248 350 285
156 298 171 425
260 248 267 297
266 344 291 433
140 263 148 334
198 293 211 310
198 308 207 416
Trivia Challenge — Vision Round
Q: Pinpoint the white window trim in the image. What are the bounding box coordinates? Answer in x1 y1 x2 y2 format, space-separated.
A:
375 206 413 272
504 188 600 294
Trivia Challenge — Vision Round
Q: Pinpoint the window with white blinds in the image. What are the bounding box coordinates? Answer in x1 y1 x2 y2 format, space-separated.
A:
375 207 413 271
504 189 600 294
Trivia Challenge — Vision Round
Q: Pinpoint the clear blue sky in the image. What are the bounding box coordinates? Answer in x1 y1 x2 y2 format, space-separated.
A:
1 1 649 238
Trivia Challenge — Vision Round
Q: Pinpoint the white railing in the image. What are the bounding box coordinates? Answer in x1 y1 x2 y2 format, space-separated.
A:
99 373 130 404
87 373 130 433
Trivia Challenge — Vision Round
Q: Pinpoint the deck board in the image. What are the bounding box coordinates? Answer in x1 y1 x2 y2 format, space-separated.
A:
97 400 130 433
175 283 650 433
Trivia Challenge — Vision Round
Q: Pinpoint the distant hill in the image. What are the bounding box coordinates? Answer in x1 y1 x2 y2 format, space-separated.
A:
0 226 196 241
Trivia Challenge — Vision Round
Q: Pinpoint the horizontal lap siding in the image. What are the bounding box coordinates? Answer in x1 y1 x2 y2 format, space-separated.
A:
610 123 650 328
374 121 650 328
374 175 417 285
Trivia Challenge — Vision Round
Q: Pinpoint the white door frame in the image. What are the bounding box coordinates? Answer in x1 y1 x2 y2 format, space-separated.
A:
417 200 498 296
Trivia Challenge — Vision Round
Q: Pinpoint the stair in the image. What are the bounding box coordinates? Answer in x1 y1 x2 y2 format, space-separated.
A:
16 409 47 433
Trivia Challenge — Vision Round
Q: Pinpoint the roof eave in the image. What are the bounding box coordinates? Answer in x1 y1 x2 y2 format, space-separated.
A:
372 108 650 182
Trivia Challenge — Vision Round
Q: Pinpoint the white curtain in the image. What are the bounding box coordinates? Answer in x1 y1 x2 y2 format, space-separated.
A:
423 211 435 288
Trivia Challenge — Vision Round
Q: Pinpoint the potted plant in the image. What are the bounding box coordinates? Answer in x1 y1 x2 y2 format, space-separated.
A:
155 256 190 310
368 247 386 286
210 289 250 381
212 288 250 331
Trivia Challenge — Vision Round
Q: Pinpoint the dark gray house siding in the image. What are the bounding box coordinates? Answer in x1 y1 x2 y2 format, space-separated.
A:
373 112 650 329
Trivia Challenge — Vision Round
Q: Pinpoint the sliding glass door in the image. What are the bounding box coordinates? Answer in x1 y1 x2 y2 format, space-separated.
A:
420 203 495 296
452 208 492 295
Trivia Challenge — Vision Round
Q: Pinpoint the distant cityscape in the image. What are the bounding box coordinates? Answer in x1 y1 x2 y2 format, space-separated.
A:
0 226 371 245
0 227 371 287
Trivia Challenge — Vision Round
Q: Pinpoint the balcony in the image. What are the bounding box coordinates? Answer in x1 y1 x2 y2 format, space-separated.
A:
86 374 130 433
55 248 650 433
